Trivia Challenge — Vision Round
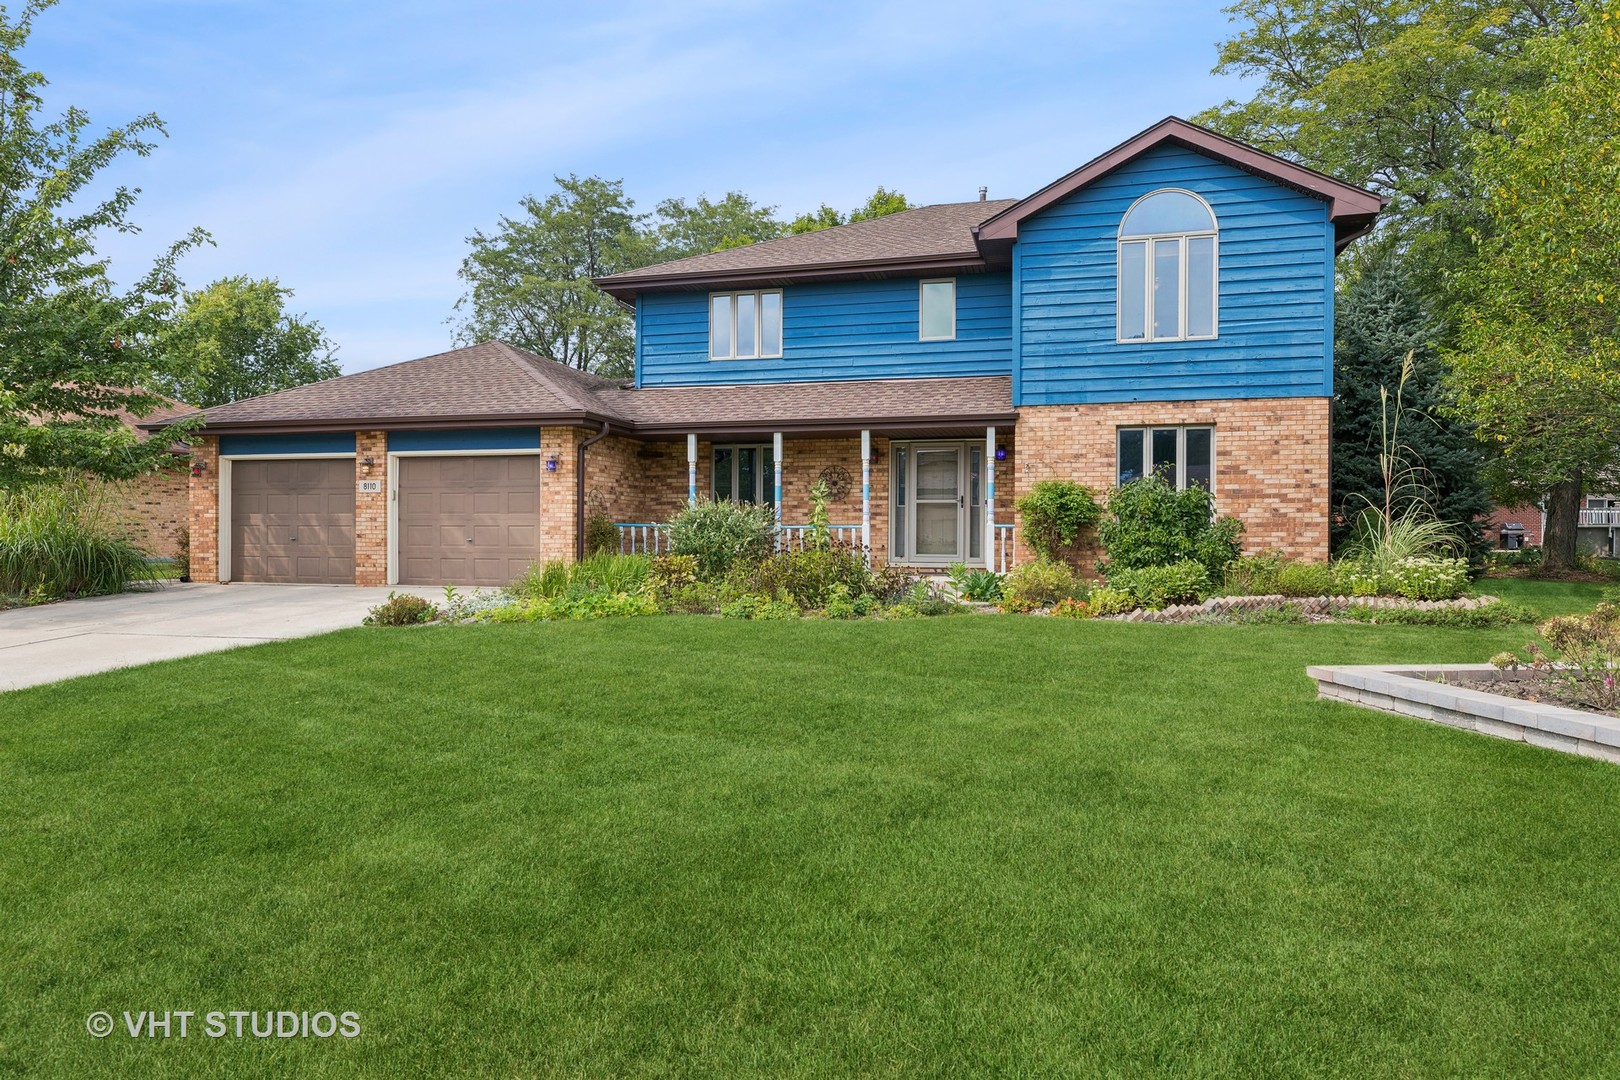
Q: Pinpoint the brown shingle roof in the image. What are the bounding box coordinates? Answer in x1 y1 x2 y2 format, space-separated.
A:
160 341 622 431
601 376 1012 434
145 341 1013 436
595 200 1019 299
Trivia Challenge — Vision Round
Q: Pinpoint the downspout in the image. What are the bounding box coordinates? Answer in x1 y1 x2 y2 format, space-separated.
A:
576 419 612 560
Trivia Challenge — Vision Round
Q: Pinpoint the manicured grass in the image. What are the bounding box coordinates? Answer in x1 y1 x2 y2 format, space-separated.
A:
5 590 1620 1077
1475 575 1608 617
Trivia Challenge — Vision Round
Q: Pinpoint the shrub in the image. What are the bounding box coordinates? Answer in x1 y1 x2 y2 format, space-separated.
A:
661 581 723 615
174 526 191 581
1098 476 1243 577
1014 480 1102 565
1222 553 1283 595
947 562 1004 602
0 483 153 600
1382 556 1470 600
364 592 439 626
822 583 878 620
649 553 698 591
583 511 620 556
1002 559 1079 609
1106 559 1209 609
886 580 961 619
720 593 801 620
1049 597 1092 619
870 564 919 604
731 547 872 609
668 498 776 580
565 552 650 598
1275 561 1337 598
1086 585 1137 616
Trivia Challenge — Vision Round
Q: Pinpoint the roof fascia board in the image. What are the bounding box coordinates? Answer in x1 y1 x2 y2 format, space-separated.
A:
974 117 1385 245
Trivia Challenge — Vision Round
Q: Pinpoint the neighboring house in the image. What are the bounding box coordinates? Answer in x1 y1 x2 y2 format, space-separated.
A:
155 117 1381 587
1487 504 1543 550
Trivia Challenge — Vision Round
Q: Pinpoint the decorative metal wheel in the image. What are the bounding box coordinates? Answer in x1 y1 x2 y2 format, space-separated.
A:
817 464 852 501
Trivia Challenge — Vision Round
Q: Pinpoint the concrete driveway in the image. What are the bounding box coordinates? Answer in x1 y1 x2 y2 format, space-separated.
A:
0 583 443 692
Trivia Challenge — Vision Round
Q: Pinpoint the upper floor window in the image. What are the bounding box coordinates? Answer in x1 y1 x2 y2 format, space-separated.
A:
919 278 956 341
1117 190 1217 343
710 290 782 360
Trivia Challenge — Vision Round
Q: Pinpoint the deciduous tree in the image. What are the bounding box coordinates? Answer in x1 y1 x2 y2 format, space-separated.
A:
453 175 648 378
0 0 206 486
153 277 337 407
1446 1 1620 571
653 192 783 260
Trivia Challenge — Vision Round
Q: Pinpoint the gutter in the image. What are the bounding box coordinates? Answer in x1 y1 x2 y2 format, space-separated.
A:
576 419 612 559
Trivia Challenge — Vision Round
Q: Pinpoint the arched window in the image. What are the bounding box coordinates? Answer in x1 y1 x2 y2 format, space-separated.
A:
1117 189 1217 342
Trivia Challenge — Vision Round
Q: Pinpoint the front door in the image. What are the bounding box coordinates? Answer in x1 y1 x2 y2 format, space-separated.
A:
912 446 962 562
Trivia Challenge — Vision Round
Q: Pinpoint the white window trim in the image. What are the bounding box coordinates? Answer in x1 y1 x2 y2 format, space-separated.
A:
709 289 783 360
919 278 957 342
1116 425 1216 494
1116 188 1219 344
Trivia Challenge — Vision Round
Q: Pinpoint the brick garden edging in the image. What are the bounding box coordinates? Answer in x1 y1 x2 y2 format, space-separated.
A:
1101 593 1501 623
1308 664 1620 765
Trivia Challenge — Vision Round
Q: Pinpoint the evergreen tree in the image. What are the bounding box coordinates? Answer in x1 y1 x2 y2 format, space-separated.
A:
1332 256 1491 556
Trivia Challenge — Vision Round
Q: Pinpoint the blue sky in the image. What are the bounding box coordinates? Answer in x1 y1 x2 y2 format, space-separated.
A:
29 0 1254 372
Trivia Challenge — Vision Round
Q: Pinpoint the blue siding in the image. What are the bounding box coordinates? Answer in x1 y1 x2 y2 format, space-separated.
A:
388 428 540 452
219 432 354 456
637 272 1012 386
1016 143 1333 405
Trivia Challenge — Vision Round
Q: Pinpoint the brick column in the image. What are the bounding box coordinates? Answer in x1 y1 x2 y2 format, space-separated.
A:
354 431 388 586
188 436 220 583
538 426 579 562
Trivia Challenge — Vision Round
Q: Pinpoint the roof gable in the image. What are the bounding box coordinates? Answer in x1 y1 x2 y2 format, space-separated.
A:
974 117 1383 254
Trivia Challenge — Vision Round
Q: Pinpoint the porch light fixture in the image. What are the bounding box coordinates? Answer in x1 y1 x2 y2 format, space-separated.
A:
995 447 1007 461
190 459 207 477
545 453 561 472
361 455 375 474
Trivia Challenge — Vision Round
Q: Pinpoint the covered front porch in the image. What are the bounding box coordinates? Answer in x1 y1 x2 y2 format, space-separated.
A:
595 426 1017 571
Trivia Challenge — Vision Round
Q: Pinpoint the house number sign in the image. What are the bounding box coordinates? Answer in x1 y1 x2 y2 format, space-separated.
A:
358 479 382 494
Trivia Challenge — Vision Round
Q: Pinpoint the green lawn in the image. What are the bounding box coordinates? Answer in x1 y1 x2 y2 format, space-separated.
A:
1474 575 1608 617
5 588 1620 1077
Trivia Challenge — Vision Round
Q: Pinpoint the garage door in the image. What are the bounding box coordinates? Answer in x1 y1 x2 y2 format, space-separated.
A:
398 456 540 586
230 458 355 584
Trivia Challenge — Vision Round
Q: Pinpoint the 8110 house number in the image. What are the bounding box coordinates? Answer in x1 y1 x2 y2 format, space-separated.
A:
357 479 382 494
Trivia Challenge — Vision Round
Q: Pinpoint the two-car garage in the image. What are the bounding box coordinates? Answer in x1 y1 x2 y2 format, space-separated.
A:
219 430 548 587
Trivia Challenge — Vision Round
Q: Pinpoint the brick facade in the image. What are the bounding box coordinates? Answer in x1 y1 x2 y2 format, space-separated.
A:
1010 398 1332 565
187 397 1328 584
188 436 220 583
100 462 189 559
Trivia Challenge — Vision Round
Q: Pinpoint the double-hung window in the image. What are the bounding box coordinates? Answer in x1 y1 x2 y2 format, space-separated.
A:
710 290 782 359
1117 189 1217 342
1117 425 1214 491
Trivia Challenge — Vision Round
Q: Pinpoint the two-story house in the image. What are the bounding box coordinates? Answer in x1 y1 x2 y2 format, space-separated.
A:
167 118 1381 587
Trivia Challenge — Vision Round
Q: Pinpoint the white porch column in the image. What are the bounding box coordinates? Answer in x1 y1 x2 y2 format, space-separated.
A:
686 433 697 505
773 431 784 530
986 426 997 571
860 429 872 565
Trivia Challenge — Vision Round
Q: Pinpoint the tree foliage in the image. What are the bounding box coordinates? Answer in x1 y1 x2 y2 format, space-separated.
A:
453 175 648 378
1332 255 1491 555
1196 0 1581 294
0 0 206 486
152 276 338 407
653 192 783 260
1446 1 1620 569
788 186 913 234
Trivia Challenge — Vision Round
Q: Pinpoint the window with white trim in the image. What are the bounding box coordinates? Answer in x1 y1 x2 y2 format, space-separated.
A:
919 278 956 341
1117 190 1217 342
710 290 783 359
1117 425 1214 491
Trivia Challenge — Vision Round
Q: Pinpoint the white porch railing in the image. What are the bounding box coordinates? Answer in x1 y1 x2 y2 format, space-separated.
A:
614 522 864 556
615 522 670 555
992 523 1016 574
776 524 862 552
1579 509 1620 527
